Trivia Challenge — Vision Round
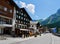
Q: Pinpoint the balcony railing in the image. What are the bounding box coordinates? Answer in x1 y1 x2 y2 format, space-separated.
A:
0 24 12 27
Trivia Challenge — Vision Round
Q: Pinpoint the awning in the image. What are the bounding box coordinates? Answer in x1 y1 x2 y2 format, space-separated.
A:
20 29 29 31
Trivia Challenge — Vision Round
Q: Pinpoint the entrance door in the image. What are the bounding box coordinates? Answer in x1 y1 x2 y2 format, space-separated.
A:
3 27 12 35
15 29 20 36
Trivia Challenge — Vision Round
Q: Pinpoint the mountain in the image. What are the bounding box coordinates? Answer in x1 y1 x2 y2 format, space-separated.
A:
38 19 43 23
32 19 43 23
41 9 60 26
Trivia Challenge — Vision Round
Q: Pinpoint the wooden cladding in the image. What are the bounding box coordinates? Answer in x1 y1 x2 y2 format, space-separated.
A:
0 0 14 18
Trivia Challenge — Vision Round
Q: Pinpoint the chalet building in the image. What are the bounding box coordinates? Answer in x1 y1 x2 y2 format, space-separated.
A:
14 7 32 36
29 20 40 35
0 0 14 35
0 0 32 37
10 0 32 37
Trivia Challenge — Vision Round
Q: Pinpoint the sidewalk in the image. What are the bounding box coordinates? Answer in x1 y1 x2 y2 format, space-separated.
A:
0 34 44 44
0 37 32 44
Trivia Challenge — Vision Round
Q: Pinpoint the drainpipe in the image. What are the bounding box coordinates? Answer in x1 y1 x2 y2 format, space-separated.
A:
12 7 16 37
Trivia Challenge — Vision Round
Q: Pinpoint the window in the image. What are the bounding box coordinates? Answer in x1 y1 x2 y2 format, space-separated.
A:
0 5 3 9
19 12 21 14
20 25 21 28
4 7 7 11
16 11 18 13
20 26 21 28
19 25 21 28
28 19 29 21
16 15 18 18
19 21 20 23
21 21 23 23
7 9 10 13
19 16 20 19
7 1 10 5
24 18 25 20
24 14 26 17
24 26 26 29
24 22 25 24
10 10 12 13
21 13 23 15
15 25 17 28
25 23 27 24
25 26 26 29
24 14 25 16
25 15 27 17
0 17 5 24
0 17 2 24
21 10 22 12
18 25 20 28
26 19 27 21
21 17 23 19
8 19 12 24
7 9 12 13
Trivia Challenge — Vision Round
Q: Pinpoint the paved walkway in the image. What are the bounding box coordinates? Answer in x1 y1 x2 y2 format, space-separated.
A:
0 34 43 44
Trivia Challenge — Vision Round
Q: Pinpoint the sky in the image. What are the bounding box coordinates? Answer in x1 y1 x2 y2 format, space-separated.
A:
14 0 60 20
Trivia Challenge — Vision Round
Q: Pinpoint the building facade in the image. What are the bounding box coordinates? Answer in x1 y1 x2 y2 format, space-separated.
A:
14 8 32 36
10 1 32 36
0 0 32 37
0 0 14 35
15 8 31 30
29 20 40 35
10 0 32 29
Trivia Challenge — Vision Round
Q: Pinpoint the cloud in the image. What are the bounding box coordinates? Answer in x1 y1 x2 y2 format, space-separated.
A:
27 4 35 14
20 1 26 8
19 1 35 14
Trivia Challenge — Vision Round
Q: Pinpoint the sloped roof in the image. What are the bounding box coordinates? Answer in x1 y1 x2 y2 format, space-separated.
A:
20 8 32 20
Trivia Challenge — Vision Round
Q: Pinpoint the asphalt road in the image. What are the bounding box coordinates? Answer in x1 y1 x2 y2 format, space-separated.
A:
12 33 60 44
